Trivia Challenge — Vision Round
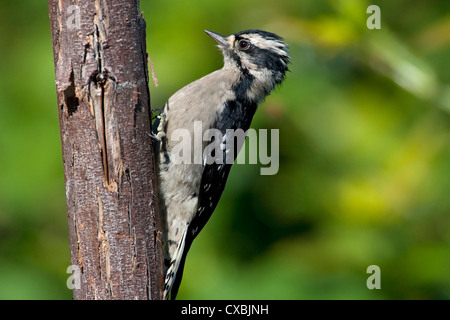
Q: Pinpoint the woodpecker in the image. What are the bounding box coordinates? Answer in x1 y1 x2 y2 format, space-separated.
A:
154 29 290 299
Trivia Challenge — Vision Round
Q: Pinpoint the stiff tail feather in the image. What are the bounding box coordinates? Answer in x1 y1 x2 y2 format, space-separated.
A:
163 227 187 300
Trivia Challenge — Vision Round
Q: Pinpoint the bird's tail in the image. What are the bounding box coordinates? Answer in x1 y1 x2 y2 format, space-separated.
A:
163 227 188 300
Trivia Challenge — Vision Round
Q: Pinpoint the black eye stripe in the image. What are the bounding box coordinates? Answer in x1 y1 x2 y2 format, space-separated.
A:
247 46 289 74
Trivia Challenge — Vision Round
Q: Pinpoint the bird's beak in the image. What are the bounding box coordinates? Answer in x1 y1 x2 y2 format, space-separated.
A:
205 30 230 48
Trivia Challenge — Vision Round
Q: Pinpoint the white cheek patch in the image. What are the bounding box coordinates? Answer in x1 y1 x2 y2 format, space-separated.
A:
247 68 275 102
240 54 259 70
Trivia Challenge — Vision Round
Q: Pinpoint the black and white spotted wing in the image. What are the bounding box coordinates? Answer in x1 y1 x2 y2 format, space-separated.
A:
190 99 257 241
167 99 257 299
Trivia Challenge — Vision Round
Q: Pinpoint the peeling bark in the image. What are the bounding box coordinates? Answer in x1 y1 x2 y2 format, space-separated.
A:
48 0 163 299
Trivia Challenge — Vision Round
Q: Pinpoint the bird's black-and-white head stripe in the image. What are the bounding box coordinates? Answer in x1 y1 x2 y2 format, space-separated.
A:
233 30 290 72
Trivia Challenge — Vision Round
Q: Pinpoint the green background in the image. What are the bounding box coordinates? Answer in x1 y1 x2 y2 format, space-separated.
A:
1 0 449 299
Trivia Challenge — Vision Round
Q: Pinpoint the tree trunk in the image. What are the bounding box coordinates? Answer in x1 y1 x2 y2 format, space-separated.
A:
48 0 163 299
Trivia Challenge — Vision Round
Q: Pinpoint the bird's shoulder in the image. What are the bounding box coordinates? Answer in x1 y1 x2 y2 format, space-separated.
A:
166 68 239 110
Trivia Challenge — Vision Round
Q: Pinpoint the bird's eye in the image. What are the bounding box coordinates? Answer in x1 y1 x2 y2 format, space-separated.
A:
238 39 250 50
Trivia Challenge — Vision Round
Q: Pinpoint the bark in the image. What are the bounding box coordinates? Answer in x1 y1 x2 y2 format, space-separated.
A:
48 0 163 299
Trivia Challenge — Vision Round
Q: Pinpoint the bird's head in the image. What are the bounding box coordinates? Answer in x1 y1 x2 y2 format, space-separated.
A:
206 29 290 100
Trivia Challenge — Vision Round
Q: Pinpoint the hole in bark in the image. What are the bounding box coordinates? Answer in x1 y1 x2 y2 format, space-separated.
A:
64 69 79 116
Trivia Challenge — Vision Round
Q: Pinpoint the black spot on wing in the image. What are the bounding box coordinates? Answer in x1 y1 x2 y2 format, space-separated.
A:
191 162 233 239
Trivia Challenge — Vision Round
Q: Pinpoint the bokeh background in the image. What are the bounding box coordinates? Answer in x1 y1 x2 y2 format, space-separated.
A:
1 0 449 299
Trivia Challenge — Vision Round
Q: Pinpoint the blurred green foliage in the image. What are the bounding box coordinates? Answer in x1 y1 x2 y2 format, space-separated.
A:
0 0 449 299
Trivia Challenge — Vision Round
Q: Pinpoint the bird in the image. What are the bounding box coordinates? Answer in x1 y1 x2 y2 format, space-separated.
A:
153 29 290 299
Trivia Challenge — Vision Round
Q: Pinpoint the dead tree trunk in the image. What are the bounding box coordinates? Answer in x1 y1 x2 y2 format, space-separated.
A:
48 0 163 299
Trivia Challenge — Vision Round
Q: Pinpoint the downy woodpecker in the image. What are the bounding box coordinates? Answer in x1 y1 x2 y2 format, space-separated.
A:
154 29 290 299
